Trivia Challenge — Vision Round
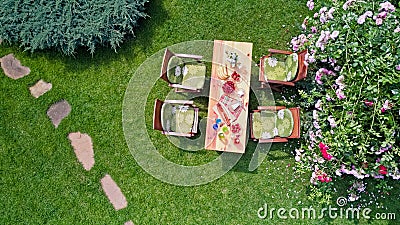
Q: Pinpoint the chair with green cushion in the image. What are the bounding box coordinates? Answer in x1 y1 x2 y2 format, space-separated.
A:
160 48 206 92
259 49 308 92
249 106 300 143
153 99 199 137
251 111 277 140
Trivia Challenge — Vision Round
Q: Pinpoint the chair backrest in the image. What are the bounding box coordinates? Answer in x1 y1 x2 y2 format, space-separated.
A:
191 108 199 134
249 112 256 139
292 49 308 83
160 48 175 84
287 107 300 138
153 99 164 131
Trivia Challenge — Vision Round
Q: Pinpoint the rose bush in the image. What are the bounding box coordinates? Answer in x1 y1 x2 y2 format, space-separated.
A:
293 0 400 203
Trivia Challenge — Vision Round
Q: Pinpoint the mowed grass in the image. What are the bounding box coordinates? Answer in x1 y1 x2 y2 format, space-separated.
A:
1 0 399 224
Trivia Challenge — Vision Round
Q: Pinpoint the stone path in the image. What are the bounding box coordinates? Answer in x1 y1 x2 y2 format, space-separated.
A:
68 132 95 171
0 53 31 79
3 52 133 223
100 174 128 211
29 79 52 98
47 100 71 128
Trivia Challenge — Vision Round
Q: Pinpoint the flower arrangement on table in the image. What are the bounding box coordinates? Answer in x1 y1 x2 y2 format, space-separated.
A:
226 51 240 68
292 0 400 205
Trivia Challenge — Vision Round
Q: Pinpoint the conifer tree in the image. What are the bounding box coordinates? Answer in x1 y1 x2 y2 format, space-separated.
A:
0 0 148 55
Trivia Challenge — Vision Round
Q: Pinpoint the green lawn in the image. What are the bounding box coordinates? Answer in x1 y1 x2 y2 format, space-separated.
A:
1 0 399 224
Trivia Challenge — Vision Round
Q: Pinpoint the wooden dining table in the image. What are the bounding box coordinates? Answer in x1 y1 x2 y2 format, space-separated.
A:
204 40 253 153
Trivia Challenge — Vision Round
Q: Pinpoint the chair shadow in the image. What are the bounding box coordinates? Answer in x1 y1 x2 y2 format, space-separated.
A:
230 140 297 174
229 141 259 174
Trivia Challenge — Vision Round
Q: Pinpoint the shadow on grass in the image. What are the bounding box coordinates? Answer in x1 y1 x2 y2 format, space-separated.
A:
134 0 170 54
46 0 169 73
230 141 258 174
231 140 298 174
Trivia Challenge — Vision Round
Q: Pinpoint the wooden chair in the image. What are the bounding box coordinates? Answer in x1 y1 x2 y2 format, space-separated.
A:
249 106 300 143
259 49 308 92
153 99 199 137
160 48 206 92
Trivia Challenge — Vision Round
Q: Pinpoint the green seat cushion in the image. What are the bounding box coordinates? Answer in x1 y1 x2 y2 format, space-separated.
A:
284 53 299 81
167 56 184 84
252 111 277 139
275 109 294 137
175 106 195 133
252 112 263 139
264 57 287 81
161 103 195 134
181 63 206 89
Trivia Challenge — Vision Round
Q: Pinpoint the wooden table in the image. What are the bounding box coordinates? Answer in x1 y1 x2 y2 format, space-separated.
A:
205 40 253 153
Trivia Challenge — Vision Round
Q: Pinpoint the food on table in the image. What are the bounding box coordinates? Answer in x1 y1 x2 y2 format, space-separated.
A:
231 71 241 82
217 66 230 80
231 102 241 111
222 81 235 94
215 103 232 126
231 123 241 133
237 89 245 98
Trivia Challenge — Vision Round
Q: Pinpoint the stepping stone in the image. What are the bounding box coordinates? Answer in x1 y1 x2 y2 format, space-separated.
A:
0 53 31 79
101 174 128 211
68 132 94 171
47 100 71 128
124 221 134 225
29 79 52 98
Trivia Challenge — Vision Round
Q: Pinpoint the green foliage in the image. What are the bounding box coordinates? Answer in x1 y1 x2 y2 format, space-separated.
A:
307 185 332 205
293 0 400 204
0 0 148 55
